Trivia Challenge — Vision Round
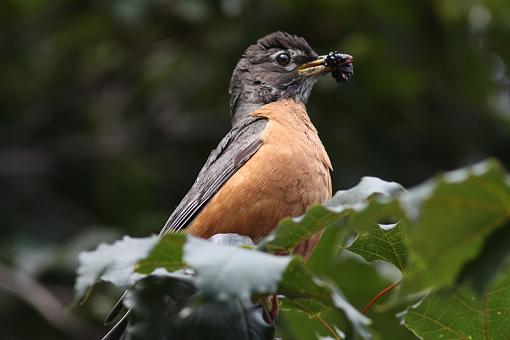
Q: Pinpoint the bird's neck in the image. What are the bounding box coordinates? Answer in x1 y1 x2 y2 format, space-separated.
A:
230 95 309 128
231 101 264 127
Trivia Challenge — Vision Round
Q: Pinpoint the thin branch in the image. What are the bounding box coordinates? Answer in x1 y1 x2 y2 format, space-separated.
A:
362 280 401 315
316 315 340 340
0 261 98 340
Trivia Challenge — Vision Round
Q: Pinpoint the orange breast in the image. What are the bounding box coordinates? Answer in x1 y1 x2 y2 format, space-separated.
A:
186 99 332 251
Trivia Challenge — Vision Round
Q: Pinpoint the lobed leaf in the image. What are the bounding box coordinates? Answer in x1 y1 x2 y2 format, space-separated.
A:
403 264 510 339
347 223 408 271
400 159 510 294
75 159 510 340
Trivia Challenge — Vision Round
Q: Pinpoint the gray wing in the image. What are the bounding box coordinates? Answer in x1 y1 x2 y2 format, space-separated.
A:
160 116 268 235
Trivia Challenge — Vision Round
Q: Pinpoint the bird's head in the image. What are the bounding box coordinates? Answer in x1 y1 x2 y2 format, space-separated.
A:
229 31 353 125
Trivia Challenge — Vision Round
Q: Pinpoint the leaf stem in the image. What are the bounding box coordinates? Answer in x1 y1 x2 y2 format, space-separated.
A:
362 280 401 315
316 315 340 340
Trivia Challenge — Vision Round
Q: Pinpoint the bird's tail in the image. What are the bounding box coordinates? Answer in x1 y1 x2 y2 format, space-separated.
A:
101 309 130 340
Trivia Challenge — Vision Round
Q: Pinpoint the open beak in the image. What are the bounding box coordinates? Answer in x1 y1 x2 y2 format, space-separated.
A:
298 53 353 79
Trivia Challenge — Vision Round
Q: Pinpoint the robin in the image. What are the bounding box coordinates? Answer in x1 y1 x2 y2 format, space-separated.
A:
103 31 353 339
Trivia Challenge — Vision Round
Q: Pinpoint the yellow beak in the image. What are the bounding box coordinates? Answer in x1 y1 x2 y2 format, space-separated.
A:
298 54 353 77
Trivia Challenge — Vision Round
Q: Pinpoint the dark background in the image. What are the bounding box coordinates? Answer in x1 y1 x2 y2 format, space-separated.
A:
1 0 509 339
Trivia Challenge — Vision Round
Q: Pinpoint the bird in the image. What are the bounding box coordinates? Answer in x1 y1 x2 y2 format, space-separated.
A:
102 31 353 339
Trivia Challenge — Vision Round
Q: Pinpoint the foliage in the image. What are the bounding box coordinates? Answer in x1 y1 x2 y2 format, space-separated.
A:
403 264 510 339
76 159 510 339
347 224 408 272
2 0 510 339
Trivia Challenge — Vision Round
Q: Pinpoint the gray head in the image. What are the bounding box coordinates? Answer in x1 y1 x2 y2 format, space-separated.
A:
228 31 350 126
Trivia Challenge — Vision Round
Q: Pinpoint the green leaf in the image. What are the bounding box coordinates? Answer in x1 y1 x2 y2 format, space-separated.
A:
400 159 510 294
75 160 510 340
75 235 158 300
403 264 510 339
347 223 408 271
258 176 404 253
136 233 187 274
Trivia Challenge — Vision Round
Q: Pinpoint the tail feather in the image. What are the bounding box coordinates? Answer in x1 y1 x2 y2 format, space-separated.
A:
101 310 130 340
104 291 128 325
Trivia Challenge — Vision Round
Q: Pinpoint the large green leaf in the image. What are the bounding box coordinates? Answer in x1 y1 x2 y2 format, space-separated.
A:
400 159 510 294
347 223 408 272
403 264 510 339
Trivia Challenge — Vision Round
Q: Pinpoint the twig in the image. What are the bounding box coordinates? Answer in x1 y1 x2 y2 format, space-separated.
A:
316 315 340 340
0 261 98 340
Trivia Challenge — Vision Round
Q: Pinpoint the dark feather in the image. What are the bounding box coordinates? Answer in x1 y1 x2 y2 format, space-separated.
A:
257 31 313 53
101 311 129 340
160 116 267 235
104 291 127 325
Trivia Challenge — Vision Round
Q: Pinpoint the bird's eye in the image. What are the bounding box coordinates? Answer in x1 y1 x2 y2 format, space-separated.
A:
275 52 291 66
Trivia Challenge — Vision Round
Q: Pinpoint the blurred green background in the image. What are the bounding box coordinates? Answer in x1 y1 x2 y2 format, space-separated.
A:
1 0 509 339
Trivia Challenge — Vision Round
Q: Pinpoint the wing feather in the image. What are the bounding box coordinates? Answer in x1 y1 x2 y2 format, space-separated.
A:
160 117 267 235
